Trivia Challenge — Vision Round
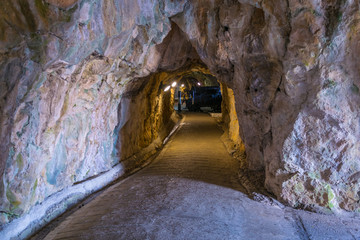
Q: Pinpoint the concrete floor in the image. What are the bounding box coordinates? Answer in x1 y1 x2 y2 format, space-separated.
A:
35 113 360 240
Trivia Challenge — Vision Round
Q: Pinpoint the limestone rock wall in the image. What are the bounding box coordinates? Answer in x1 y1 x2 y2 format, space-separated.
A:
171 0 360 213
117 72 178 163
1 0 360 226
0 0 190 224
278 0 360 212
220 83 247 168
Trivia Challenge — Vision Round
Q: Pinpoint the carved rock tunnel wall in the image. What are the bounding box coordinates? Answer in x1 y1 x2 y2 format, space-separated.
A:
1 0 360 230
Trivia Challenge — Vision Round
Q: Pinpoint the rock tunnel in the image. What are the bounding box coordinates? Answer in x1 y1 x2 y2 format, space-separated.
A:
1 0 360 238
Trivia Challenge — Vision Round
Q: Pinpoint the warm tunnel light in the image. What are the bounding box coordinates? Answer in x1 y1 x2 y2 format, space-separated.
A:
164 86 171 92
172 82 177 87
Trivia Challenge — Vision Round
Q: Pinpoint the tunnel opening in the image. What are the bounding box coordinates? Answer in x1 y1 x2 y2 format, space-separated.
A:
112 21 273 201
115 60 229 162
172 72 222 113
115 61 250 189
0 11 268 236
114 58 267 198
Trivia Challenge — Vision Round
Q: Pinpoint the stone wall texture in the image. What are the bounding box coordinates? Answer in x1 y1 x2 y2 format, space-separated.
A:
0 0 359 225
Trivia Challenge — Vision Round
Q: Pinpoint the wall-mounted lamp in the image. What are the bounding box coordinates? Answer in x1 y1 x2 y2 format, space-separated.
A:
181 84 185 87
164 86 171 92
172 82 177 87
197 82 201 86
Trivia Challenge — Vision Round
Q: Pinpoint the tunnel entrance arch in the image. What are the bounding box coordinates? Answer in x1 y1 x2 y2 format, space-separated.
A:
115 56 251 186
112 20 261 198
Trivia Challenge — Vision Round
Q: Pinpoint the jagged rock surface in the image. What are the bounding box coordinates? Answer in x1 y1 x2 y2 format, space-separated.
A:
0 0 359 226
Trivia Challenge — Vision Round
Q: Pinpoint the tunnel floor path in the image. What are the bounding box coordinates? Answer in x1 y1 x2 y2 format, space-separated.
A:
40 113 360 240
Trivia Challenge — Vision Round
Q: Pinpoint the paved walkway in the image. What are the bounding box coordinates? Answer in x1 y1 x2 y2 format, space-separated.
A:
37 113 360 240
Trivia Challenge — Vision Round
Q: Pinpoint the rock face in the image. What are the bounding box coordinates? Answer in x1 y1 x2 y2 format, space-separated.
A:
0 0 359 226
170 0 360 214
220 83 247 169
0 0 191 224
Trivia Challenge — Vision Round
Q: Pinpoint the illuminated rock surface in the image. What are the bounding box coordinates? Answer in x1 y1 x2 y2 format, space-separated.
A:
0 0 360 235
33 114 360 240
